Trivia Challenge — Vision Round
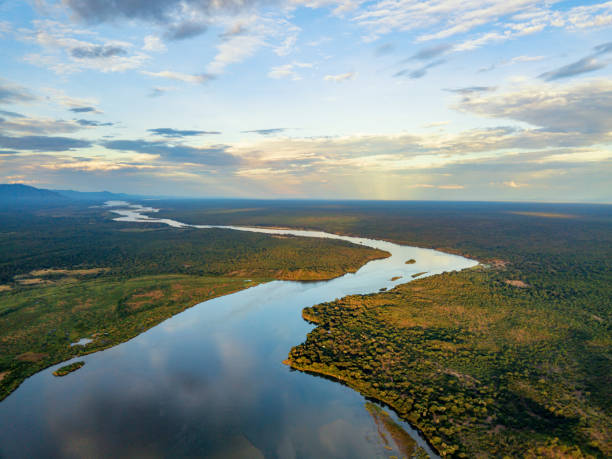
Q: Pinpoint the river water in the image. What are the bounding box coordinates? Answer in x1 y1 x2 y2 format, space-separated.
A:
0 202 477 458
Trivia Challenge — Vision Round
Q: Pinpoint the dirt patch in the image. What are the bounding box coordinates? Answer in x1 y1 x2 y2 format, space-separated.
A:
17 352 48 362
0 371 8 382
0 285 12 292
442 368 481 386
490 259 509 269
72 298 93 312
29 268 108 277
505 279 530 288
16 278 51 286
127 289 166 310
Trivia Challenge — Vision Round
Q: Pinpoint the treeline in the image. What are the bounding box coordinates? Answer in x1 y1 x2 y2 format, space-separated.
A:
0 207 385 284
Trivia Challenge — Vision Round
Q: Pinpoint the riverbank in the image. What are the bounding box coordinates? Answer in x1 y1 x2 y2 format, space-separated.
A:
286 266 611 458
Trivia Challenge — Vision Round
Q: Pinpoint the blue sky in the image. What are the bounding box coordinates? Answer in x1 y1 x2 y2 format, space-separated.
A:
0 0 611 201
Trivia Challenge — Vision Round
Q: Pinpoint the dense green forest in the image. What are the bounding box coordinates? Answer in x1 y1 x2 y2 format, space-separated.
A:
156 199 611 457
0 204 385 401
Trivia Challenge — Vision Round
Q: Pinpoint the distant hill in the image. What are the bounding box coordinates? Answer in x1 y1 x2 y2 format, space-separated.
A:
53 189 135 201
0 184 66 202
0 184 140 208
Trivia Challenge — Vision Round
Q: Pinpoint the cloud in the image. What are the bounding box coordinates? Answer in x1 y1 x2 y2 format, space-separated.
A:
503 180 527 188
268 62 312 80
275 32 299 57
0 81 36 105
219 23 248 40
75 119 114 127
44 88 102 113
164 20 208 40
143 35 167 52
69 106 98 113
456 78 612 136
22 20 148 73
242 128 286 135
538 41 612 81
0 115 85 134
0 135 91 151
148 128 221 137
374 43 394 56
70 44 128 59
142 70 214 84
19 20 149 74
445 86 496 95
437 184 464 189
349 0 612 48
207 24 265 74
478 55 545 73
102 139 240 165
324 72 355 82
62 0 256 41
0 110 26 118
206 15 300 74
394 59 445 79
408 43 453 61
147 87 173 97
538 57 606 81
593 41 612 55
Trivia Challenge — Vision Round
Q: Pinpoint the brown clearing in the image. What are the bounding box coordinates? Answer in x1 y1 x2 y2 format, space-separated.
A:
505 279 530 288
127 289 165 310
16 278 50 285
489 259 509 268
17 352 48 362
29 268 108 277
0 285 11 292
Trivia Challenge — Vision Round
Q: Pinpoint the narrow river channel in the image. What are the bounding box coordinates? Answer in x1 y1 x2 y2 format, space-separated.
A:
0 202 477 458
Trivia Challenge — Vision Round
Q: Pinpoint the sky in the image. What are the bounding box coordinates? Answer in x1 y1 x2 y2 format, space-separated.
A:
0 0 611 201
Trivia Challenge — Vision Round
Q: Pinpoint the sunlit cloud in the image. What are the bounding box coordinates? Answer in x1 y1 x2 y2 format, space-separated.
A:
323 72 355 82
142 71 214 84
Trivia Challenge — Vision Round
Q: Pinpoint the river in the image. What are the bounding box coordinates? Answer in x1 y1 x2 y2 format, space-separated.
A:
0 202 478 458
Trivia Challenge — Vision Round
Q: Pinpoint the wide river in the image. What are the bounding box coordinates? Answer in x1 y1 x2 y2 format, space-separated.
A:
0 203 477 458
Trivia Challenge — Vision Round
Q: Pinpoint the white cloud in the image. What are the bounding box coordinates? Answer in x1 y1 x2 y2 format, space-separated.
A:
44 88 101 112
455 78 612 136
143 35 167 52
0 115 84 135
21 20 149 74
323 71 355 82
142 70 213 84
268 61 312 80
207 15 300 74
503 180 527 188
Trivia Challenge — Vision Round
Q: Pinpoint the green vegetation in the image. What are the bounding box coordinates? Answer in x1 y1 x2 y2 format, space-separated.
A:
0 206 387 284
0 204 386 401
53 361 84 377
154 200 611 457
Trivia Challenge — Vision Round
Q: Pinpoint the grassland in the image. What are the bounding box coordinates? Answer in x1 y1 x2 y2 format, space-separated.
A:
0 204 386 401
156 200 611 458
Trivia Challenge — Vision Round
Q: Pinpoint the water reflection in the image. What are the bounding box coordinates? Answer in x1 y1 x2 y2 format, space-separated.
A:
0 204 477 458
